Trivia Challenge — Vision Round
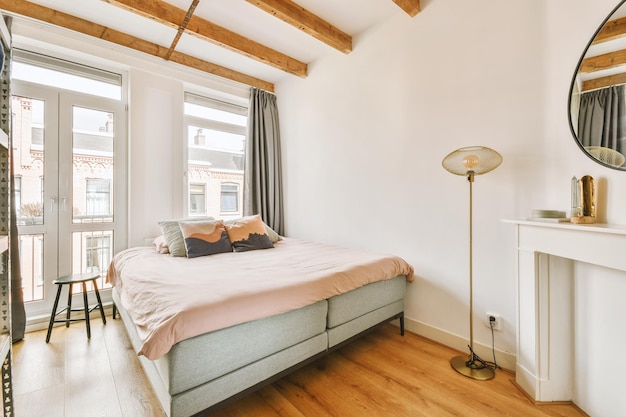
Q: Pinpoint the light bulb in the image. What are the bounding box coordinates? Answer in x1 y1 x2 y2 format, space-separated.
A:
462 154 479 170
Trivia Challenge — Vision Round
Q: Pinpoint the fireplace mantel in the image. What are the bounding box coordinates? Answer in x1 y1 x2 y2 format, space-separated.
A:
504 220 626 401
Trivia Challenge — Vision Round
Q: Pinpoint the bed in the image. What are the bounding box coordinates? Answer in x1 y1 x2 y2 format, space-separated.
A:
107 220 414 417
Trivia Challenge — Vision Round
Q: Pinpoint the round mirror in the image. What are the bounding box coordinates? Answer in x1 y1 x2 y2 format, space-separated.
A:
569 0 626 170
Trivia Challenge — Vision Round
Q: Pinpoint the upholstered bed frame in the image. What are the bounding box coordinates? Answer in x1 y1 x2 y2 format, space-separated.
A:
112 274 407 417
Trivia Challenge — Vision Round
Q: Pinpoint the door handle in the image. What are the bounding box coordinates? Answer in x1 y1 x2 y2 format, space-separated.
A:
50 197 56 214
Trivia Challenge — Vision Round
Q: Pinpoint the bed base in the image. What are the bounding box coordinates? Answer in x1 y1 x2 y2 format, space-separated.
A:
112 275 407 417
112 304 403 417
188 311 404 417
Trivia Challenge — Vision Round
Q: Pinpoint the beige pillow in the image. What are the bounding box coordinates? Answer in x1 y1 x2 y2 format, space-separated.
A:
225 214 274 252
158 217 214 257
179 220 232 258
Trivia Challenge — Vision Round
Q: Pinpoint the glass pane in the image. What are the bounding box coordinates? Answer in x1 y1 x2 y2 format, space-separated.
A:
220 192 238 212
188 127 244 152
184 102 247 126
12 96 45 226
73 106 114 223
20 234 44 303
187 125 244 218
72 230 113 290
12 62 121 100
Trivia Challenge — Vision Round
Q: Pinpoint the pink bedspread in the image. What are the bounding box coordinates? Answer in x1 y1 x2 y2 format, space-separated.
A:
107 238 414 360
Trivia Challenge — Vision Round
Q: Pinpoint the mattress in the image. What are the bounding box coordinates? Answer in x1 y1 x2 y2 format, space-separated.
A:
107 238 414 360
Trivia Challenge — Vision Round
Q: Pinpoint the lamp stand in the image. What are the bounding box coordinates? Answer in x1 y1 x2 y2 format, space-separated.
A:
450 171 495 380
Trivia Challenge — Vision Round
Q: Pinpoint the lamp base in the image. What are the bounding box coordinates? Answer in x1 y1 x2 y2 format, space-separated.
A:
450 355 495 381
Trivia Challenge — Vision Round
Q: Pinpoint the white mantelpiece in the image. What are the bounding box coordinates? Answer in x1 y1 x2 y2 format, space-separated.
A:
504 220 626 402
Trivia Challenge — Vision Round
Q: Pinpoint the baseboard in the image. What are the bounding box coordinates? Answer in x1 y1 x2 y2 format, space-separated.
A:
404 317 516 372
26 306 516 372
24 303 115 334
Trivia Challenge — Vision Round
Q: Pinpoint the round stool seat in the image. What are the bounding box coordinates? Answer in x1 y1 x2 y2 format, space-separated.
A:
54 272 101 285
46 272 107 343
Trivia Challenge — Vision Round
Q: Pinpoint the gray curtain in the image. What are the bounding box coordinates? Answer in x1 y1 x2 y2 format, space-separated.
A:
244 88 284 236
578 85 626 153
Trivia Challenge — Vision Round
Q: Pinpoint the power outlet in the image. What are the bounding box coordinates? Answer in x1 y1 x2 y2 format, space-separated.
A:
486 312 501 331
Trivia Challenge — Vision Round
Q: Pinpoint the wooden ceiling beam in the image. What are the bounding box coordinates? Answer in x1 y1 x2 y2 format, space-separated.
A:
582 72 626 92
593 15 626 45
245 0 352 54
0 0 275 92
580 48 626 73
392 0 421 17
164 0 199 61
105 0 307 78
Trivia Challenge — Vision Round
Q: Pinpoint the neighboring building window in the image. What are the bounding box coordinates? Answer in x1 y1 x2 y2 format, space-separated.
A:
86 178 111 216
184 92 247 219
86 235 111 273
220 183 239 213
189 183 206 215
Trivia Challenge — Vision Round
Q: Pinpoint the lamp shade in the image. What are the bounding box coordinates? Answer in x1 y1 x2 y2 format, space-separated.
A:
442 146 502 176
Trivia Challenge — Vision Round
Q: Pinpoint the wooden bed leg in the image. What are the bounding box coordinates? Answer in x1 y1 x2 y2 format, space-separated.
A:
112 303 117 320
399 313 405 336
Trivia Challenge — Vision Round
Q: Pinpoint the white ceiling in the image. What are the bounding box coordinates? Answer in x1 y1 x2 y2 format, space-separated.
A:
8 0 406 88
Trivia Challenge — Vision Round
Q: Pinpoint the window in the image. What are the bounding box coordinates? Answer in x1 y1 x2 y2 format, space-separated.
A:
84 234 111 273
12 50 127 317
86 179 111 217
220 183 239 213
189 183 206 215
184 92 247 219
12 49 122 100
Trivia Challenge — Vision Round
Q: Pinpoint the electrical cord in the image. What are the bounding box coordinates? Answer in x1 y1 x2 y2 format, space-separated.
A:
485 320 501 371
465 320 502 371
463 320 501 371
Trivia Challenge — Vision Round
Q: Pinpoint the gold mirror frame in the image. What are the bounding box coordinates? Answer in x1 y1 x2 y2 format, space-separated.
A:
568 0 626 171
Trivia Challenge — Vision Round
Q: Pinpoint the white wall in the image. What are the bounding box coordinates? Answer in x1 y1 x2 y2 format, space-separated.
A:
277 0 626 415
128 70 184 246
544 1 626 416
278 0 546 366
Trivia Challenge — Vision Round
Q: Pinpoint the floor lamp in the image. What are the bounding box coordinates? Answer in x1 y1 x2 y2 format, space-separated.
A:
442 146 502 381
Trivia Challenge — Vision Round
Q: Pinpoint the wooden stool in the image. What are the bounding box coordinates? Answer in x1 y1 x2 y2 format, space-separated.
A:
45 273 107 343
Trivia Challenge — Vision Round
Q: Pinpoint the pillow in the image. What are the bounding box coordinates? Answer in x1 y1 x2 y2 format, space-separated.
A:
179 220 233 258
158 217 214 257
153 235 170 254
225 214 274 252
263 223 282 243
225 218 282 243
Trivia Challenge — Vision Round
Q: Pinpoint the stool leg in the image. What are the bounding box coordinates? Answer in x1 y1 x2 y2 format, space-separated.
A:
112 304 117 320
82 281 91 339
66 283 73 328
46 284 63 343
92 279 106 325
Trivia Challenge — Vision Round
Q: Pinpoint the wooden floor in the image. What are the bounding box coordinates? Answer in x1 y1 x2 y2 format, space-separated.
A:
13 315 588 417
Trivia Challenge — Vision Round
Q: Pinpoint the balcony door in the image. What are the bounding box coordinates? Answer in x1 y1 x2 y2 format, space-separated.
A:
12 77 126 320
